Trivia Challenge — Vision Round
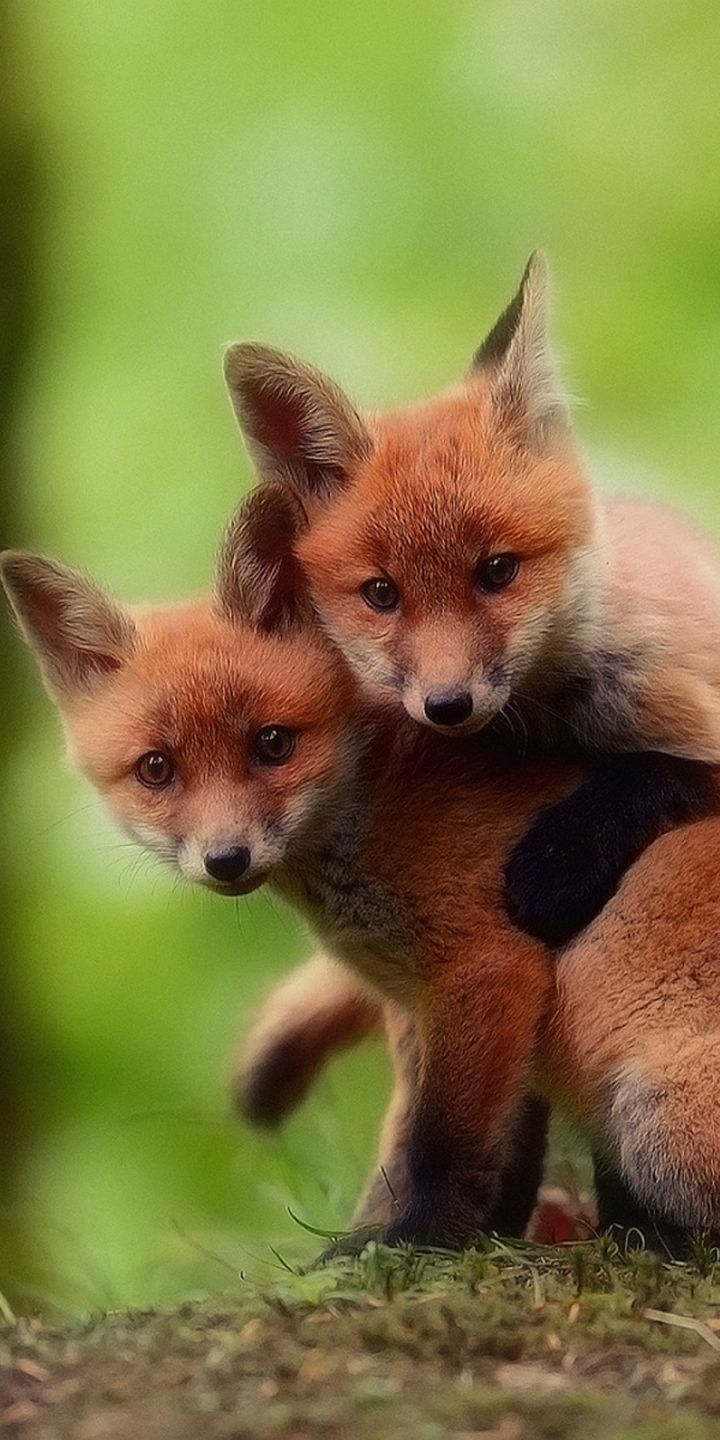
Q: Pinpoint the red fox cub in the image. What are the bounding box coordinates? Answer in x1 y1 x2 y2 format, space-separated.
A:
240 803 720 1255
3 484 720 1252
223 255 720 944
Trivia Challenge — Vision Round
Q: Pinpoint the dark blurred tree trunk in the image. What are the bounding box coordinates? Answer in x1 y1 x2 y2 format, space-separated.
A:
0 0 48 1309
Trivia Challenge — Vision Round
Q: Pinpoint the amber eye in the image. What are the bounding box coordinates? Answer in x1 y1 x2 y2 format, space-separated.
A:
254 725 296 765
361 577 399 612
135 752 174 788
475 554 520 592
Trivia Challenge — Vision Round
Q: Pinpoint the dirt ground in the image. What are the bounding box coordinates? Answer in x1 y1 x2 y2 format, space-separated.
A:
4 1240 720 1439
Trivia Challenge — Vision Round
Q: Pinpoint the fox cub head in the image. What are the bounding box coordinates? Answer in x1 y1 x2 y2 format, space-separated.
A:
1 488 358 895
225 253 599 734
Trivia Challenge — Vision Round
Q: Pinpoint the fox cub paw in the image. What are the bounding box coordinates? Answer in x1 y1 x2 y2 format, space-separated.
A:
505 785 628 946
312 1225 387 1267
505 754 719 947
312 1205 483 1265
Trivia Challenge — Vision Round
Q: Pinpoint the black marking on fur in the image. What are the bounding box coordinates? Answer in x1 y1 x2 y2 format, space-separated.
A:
472 255 533 370
238 1037 318 1128
317 1095 548 1256
378 1109 499 1248
505 752 719 947
592 1152 696 1259
484 1094 549 1237
286 808 411 968
381 1093 548 1250
508 647 650 757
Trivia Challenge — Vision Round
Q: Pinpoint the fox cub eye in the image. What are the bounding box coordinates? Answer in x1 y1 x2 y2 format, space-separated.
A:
361 577 399 612
476 554 519 592
254 725 296 765
135 752 174 788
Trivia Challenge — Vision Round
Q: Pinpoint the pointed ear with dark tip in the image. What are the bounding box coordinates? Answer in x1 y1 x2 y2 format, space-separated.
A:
0 550 136 700
469 252 570 445
215 482 313 634
224 343 372 503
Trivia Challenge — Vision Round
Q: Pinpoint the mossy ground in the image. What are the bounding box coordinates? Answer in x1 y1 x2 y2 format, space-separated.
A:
5 1235 720 1438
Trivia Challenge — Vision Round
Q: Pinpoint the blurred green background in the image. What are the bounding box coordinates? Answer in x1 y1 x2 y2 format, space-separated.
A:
1 0 719 1315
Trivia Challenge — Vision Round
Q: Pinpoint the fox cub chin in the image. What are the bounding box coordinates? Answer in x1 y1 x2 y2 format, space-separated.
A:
223 253 720 942
4 484 720 1254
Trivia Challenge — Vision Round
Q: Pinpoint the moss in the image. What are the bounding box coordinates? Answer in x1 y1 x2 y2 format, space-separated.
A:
4 1239 720 1436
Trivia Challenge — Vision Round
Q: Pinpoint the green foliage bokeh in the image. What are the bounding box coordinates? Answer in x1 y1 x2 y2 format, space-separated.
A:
1 0 719 1312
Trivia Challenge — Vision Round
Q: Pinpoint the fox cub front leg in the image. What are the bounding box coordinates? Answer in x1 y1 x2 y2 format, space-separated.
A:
375 945 551 1250
506 753 719 946
324 993 550 1256
238 954 550 1249
334 1082 550 1258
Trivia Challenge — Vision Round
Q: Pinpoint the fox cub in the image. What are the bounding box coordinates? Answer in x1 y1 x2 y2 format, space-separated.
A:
1 490 560 1246
224 254 720 942
4 485 720 1252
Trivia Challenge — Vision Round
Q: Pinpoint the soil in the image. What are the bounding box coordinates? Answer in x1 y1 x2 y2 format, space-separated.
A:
4 1238 720 1439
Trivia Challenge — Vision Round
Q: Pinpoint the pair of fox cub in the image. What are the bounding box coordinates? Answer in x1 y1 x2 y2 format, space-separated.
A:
6 253 720 1253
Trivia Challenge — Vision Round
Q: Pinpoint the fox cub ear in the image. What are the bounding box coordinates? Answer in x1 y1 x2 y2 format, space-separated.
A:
215 482 313 635
0 550 136 700
470 251 570 445
224 343 371 503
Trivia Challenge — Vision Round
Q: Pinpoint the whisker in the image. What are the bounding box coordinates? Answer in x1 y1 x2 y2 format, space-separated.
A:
30 799 107 841
117 852 152 894
114 846 174 897
99 841 146 860
511 688 589 745
165 871 188 914
265 891 299 939
149 863 174 899
493 704 523 748
503 699 530 755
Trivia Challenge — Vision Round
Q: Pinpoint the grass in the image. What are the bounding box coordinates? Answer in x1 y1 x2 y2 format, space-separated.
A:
6 1235 720 1437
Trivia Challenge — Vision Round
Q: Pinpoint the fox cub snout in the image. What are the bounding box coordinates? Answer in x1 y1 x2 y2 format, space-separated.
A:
0 493 357 897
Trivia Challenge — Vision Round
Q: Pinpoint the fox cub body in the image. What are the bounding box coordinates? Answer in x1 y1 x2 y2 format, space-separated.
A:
4 486 720 1249
243 809 720 1246
1 493 564 1246
224 255 720 942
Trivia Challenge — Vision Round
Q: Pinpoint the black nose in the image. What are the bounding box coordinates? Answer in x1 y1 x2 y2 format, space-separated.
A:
423 691 474 727
204 846 251 884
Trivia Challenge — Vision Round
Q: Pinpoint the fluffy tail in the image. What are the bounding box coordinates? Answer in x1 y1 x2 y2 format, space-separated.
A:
234 953 382 1126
